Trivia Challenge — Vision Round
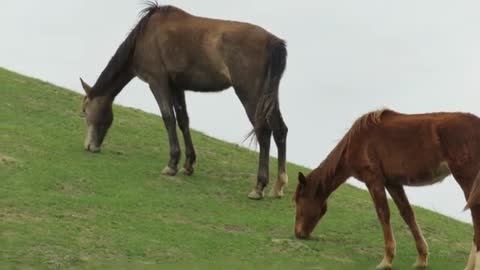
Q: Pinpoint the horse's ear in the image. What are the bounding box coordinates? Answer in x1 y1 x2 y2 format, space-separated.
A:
80 77 92 96
298 172 306 187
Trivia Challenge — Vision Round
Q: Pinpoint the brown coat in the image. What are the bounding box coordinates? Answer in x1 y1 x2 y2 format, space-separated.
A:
295 109 480 269
80 3 288 200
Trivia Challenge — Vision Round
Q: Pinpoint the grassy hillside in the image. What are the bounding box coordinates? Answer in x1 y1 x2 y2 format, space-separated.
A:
0 67 473 269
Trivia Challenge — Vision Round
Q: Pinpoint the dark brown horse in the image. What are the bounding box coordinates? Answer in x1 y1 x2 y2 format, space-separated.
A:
80 3 288 199
294 109 480 270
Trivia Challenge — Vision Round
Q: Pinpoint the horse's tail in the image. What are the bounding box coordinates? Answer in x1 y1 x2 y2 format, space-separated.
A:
246 37 287 142
464 170 480 210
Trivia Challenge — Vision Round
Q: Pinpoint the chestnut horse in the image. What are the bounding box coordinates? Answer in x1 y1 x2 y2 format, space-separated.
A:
80 3 288 199
294 109 480 270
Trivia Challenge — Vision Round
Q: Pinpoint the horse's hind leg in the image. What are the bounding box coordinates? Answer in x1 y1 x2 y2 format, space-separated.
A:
233 86 272 199
458 188 479 270
250 126 272 199
465 243 476 270
386 184 428 268
465 205 480 270
269 108 288 198
447 164 479 270
445 164 480 270
462 184 480 270
173 90 196 175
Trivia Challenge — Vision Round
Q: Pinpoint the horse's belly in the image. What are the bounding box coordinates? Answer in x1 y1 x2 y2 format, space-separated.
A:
387 161 451 187
170 69 232 92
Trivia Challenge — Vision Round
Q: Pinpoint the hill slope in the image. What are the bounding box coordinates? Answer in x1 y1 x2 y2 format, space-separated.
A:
0 67 473 269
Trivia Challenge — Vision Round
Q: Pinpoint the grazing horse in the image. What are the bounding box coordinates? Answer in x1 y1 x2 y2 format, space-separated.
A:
294 109 480 270
80 3 288 199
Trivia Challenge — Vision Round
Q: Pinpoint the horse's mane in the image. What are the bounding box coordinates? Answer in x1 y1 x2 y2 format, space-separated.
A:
317 108 392 181
90 1 181 97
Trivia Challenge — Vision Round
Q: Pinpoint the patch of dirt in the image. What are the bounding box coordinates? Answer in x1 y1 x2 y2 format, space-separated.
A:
223 224 252 234
355 246 381 257
319 253 353 263
157 214 251 235
55 178 94 196
145 246 193 261
271 238 312 253
0 153 20 166
0 207 44 224
26 245 85 269
157 213 192 225
110 150 126 155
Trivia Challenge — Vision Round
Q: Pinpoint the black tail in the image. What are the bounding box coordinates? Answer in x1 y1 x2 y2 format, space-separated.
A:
246 37 287 142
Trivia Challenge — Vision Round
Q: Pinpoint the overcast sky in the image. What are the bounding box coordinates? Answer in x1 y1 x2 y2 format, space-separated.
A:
2 0 480 223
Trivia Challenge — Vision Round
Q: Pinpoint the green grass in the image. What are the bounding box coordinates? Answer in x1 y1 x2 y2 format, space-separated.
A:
0 67 474 269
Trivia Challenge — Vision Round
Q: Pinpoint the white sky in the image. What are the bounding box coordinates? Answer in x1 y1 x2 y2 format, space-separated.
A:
2 0 480 223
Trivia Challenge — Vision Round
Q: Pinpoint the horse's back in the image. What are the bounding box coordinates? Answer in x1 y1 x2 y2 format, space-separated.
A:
348 111 480 185
372 111 480 156
135 7 277 91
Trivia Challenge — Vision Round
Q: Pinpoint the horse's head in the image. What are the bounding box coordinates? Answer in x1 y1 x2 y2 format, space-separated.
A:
80 78 113 153
294 172 328 239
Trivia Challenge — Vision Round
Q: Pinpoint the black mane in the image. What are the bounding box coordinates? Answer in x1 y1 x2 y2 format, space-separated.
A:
90 1 172 96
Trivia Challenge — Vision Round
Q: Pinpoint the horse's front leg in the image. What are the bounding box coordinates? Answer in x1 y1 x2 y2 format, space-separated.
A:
150 81 180 176
366 181 396 270
386 184 428 269
173 90 196 175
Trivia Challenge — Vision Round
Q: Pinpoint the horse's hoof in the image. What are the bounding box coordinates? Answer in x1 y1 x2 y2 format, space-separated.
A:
182 167 194 176
248 189 264 200
414 257 428 269
161 166 177 176
376 260 392 270
269 187 284 198
376 264 392 270
269 175 287 198
414 262 428 269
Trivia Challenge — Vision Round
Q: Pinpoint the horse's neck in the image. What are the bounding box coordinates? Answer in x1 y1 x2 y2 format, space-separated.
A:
328 168 350 195
92 68 134 99
314 164 350 197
